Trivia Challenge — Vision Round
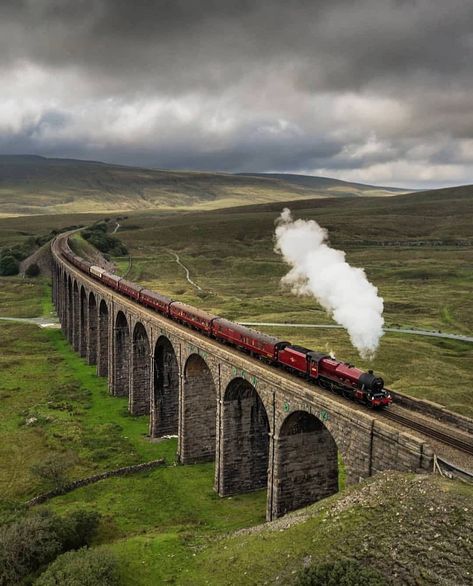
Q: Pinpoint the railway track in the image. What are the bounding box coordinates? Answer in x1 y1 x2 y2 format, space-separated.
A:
380 409 473 456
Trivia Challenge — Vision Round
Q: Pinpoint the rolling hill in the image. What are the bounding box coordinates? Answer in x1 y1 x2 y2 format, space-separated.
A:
236 172 407 196
0 155 409 216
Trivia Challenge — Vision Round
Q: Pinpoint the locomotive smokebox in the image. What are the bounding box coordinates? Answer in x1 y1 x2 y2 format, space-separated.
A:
359 372 385 392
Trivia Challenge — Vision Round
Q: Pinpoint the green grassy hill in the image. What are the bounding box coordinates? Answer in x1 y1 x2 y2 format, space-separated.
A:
0 155 408 216
238 172 407 196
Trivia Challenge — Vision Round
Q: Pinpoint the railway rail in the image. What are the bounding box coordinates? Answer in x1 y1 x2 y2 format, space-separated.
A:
380 409 473 456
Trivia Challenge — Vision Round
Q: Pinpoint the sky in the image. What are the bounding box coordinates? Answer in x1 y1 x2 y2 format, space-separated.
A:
1 0 472 189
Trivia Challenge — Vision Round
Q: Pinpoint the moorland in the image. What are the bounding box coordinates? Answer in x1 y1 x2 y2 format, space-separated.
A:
0 155 406 216
0 178 472 585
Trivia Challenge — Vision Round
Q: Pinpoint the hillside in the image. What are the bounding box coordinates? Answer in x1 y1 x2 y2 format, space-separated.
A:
237 172 407 195
182 471 473 585
217 184 473 243
0 155 409 216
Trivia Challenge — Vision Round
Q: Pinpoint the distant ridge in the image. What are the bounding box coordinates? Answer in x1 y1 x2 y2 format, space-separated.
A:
236 172 407 193
0 155 411 216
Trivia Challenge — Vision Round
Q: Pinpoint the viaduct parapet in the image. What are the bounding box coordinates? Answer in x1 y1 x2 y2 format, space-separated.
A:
51 235 433 520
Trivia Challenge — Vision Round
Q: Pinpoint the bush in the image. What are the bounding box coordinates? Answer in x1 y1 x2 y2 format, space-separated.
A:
0 510 63 585
25 263 41 277
81 226 128 256
0 255 19 276
0 509 101 585
30 454 75 491
59 510 101 551
296 559 386 586
0 501 27 528
34 548 119 586
1 242 32 262
91 221 108 233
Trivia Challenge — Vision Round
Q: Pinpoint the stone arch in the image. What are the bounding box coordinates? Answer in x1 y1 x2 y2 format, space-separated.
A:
72 280 79 351
271 410 339 518
130 322 151 416
66 275 73 342
218 378 270 496
79 285 88 357
52 262 58 306
87 292 98 365
152 335 179 437
61 270 68 329
180 354 217 464
97 299 109 377
113 311 130 396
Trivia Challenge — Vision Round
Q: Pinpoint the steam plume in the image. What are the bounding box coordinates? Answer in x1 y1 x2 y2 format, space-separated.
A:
274 208 384 359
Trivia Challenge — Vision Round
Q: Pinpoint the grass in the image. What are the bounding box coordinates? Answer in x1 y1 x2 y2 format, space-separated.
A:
0 187 472 584
177 472 473 586
0 277 48 318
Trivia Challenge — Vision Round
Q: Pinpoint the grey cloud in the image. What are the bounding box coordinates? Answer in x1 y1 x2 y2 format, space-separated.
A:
0 0 472 187
2 1 472 94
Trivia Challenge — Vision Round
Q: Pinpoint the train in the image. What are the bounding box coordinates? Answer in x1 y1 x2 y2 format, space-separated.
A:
61 240 392 409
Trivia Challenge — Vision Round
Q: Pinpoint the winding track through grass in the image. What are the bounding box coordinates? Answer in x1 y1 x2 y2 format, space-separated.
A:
168 250 203 291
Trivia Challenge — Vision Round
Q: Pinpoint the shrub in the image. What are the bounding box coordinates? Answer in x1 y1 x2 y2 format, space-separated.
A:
1 243 32 262
92 221 108 233
296 559 386 586
0 509 102 585
30 454 75 491
59 510 101 551
26 263 41 277
0 255 19 276
0 510 63 585
0 501 27 528
81 227 128 256
34 547 119 586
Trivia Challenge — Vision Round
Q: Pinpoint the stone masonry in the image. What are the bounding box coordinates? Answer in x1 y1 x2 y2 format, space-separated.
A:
130 323 151 416
180 354 217 464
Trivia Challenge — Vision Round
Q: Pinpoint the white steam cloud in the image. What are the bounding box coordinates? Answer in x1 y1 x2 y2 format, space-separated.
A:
274 208 384 360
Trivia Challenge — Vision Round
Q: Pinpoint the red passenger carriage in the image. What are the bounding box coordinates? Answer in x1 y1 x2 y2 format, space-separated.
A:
169 301 216 334
140 289 172 315
212 318 288 361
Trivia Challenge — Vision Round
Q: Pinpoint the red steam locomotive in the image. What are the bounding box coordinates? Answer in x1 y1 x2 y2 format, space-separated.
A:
62 242 392 409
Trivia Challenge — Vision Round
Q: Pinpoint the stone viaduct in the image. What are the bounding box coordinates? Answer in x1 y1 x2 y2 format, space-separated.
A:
51 235 433 521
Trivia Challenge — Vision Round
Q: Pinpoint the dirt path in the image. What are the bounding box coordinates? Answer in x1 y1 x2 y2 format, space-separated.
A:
0 316 60 328
168 251 203 291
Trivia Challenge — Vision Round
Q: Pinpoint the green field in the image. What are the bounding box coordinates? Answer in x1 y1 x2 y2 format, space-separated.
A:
0 185 472 584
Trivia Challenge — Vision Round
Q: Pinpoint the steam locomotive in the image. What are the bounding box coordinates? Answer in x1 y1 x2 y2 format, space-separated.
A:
61 242 392 409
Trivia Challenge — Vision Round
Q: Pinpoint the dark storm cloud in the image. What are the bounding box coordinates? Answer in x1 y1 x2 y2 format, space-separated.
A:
2 0 472 92
0 0 472 187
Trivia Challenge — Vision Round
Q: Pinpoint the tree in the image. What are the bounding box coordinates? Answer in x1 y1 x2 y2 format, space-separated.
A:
0 255 19 276
0 509 102 585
